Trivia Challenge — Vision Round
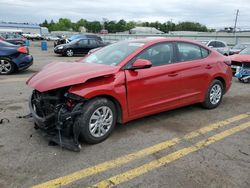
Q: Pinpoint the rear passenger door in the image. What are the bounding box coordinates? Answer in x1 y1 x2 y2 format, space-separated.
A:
175 42 212 105
76 39 88 54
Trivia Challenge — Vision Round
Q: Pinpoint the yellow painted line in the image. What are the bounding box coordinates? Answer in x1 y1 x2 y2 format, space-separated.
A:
31 113 249 188
0 77 28 83
93 121 250 188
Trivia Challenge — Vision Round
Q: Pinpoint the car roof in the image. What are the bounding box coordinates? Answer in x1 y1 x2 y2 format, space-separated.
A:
124 37 209 47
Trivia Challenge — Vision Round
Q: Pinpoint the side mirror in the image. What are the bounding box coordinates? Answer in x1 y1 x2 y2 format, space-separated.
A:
129 59 152 70
208 45 214 48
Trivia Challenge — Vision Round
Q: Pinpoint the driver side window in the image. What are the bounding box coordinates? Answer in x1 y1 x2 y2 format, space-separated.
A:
136 43 174 67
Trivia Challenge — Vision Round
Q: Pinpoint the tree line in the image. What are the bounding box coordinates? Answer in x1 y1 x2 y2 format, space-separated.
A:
40 18 215 33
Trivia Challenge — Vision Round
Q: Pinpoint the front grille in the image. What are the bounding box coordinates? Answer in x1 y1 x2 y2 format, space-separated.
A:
32 90 54 118
231 61 242 67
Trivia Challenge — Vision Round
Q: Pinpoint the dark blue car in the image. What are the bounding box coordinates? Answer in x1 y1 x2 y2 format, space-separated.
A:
0 40 33 74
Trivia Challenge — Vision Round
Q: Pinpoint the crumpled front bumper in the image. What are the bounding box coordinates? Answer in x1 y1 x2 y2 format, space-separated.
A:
28 92 84 151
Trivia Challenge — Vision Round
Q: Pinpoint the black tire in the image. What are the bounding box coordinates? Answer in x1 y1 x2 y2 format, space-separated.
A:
65 49 74 57
77 98 117 144
0 57 15 75
202 80 224 109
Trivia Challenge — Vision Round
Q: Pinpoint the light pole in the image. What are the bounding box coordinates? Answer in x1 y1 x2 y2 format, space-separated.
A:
233 9 239 45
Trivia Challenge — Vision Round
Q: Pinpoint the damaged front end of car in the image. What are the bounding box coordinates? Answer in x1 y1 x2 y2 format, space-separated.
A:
29 88 85 151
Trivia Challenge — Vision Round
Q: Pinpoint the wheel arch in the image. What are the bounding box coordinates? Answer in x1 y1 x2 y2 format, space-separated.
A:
213 76 226 93
87 94 123 124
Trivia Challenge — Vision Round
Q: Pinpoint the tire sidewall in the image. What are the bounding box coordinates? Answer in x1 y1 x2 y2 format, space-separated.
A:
203 80 223 109
78 98 117 144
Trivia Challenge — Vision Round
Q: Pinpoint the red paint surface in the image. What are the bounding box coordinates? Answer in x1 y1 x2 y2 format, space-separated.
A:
230 54 250 63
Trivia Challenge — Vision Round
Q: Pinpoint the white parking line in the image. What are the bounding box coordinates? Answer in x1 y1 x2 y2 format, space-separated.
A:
0 77 29 83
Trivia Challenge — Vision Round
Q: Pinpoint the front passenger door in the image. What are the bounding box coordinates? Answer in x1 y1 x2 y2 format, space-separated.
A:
125 42 183 117
76 39 88 54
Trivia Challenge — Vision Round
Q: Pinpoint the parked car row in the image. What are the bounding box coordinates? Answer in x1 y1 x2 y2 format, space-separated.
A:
199 40 250 56
22 33 44 41
0 33 26 45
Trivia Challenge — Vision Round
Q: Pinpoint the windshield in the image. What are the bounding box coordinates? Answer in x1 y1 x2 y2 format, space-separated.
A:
239 47 250 55
69 35 83 41
83 41 145 66
233 43 250 49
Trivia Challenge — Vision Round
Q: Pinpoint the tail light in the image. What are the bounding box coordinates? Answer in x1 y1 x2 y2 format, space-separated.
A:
17 46 28 54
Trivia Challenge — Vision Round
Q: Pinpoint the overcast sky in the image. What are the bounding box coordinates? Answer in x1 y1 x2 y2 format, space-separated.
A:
0 0 250 29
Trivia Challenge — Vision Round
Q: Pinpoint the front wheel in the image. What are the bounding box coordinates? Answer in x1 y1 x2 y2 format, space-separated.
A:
77 98 117 144
65 49 74 57
202 80 224 109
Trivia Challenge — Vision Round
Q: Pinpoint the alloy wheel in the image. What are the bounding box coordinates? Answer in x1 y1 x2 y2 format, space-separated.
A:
66 49 73 56
0 59 12 74
89 106 113 138
209 84 222 105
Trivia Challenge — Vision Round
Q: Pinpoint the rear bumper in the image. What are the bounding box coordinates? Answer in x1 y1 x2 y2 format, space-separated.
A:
15 54 33 71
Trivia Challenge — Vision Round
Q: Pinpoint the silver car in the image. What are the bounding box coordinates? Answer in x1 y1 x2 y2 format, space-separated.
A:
198 40 230 56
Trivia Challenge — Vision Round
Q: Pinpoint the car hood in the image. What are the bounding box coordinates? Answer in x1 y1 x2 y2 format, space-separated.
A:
27 62 119 92
230 54 250 63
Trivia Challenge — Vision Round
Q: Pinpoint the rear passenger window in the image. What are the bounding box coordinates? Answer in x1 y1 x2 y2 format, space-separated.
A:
177 43 204 61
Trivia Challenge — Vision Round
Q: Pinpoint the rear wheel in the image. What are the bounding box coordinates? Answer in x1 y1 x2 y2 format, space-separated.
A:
0 58 15 75
77 98 117 144
65 49 74 57
202 80 223 109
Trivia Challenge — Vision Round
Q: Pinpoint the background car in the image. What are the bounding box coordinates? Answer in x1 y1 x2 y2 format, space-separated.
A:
53 34 103 47
198 40 230 56
45 35 60 41
229 43 250 55
230 47 250 76
22 33 44 40
54 38 106 56
0 40 33 74
28 38 232 151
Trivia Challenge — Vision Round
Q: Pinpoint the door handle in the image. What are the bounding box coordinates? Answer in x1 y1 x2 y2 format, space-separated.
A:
205 65 212 69
168 72 178 77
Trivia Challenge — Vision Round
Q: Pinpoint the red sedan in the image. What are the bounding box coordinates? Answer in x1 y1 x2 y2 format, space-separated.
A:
27 38 232 151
